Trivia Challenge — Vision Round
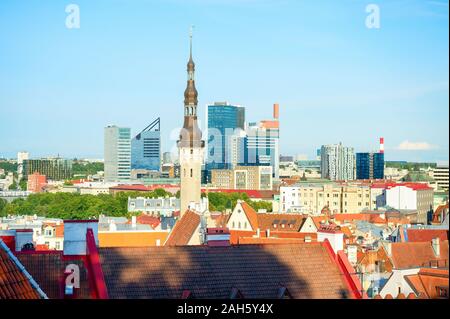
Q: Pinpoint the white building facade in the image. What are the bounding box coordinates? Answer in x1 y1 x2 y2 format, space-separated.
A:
104 126 131 182
321 143 355 181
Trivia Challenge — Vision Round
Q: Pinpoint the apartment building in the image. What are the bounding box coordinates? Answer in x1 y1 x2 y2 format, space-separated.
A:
211 165 273 190
280 182 371 215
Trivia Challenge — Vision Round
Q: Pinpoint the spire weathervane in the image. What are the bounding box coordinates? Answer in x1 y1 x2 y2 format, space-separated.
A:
189 25 195 59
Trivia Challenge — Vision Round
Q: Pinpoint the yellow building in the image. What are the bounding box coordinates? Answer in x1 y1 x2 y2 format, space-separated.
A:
211 165 273 190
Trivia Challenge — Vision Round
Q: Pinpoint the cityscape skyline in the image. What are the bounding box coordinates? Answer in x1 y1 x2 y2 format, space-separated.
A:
0 0 448 162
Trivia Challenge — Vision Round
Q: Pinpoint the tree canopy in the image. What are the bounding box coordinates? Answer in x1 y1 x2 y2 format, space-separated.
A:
206 192 272 212
0 188 173 219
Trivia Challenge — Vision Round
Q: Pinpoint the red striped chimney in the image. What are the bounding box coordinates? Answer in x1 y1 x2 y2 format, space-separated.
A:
379 137 384 154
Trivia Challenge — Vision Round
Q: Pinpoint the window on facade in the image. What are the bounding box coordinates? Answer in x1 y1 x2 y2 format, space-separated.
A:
238 222 241 229
232 221 235 228
244 222 247 228
190 169 193 177
437 287 448 298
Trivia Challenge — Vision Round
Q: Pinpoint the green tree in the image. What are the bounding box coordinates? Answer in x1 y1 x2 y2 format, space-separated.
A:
19 178 27 190
8 181 17 190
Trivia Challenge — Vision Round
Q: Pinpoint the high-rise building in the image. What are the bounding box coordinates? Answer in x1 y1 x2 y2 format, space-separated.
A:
432 165 449 191
321 143 355 181
243 104 280 179
177 29 205 215
23 158 72 181
104 125 131 182
131 118 161 172
356 152 384 180
206 102 245 172
17 151 29 179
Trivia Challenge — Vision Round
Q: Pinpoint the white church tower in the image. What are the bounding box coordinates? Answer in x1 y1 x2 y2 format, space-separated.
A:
177 27 205 216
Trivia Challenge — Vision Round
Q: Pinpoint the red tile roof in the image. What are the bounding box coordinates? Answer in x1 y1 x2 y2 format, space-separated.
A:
0 243 42 299
98 243 353 299
16 252 91 299
135 214 161 229
390 240 449 269
204 189 277 200
165 210 201 246
405 268 449 299
240 201 259 230
407 229 449 243
371 182 432 191
256 213 306 232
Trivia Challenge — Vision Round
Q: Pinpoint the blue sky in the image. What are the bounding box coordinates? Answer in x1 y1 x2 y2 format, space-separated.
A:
0 0 448 162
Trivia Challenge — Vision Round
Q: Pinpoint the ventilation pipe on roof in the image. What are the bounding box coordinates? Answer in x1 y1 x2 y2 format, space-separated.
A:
131 216 137 228
256 228 261 238
432 238 440 257
266 229 271 238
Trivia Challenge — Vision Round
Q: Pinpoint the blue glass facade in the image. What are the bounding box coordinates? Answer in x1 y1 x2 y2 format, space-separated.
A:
207 103 245 170
373 152 384 179
356 152 384 179
131 128 161 171
241 127 279 178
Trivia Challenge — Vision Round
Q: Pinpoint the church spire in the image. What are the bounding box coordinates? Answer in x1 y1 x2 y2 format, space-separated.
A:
184 25 198 112
189 25 193 61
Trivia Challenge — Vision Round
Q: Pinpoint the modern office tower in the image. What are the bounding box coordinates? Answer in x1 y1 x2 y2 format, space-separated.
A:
356 152 385 180
23 158 72 181
243 105 280 179
320 143 355 181
432 164 449 191
104 125 131 182
206 102 245 171
17 151 29 179
131 118 161 172
177 29 205 215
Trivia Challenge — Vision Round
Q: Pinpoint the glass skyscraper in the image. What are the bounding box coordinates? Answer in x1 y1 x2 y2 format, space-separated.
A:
23 158 72 181
356 152 384 180
131 118 161 172
104 125 131 182
206 102 245 171
242 124 279 178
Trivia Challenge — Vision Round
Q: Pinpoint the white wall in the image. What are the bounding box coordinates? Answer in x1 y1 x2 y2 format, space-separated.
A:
280 186 301 213
379 268 419 298
299 217 318 233
226 202 253 231
317 231 344 253
386 186 417 210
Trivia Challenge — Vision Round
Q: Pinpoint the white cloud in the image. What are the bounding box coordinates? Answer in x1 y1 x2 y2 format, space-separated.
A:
395 140 439 151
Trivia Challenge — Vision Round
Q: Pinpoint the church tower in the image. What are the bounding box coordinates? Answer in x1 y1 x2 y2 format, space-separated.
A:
177 27 205 215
